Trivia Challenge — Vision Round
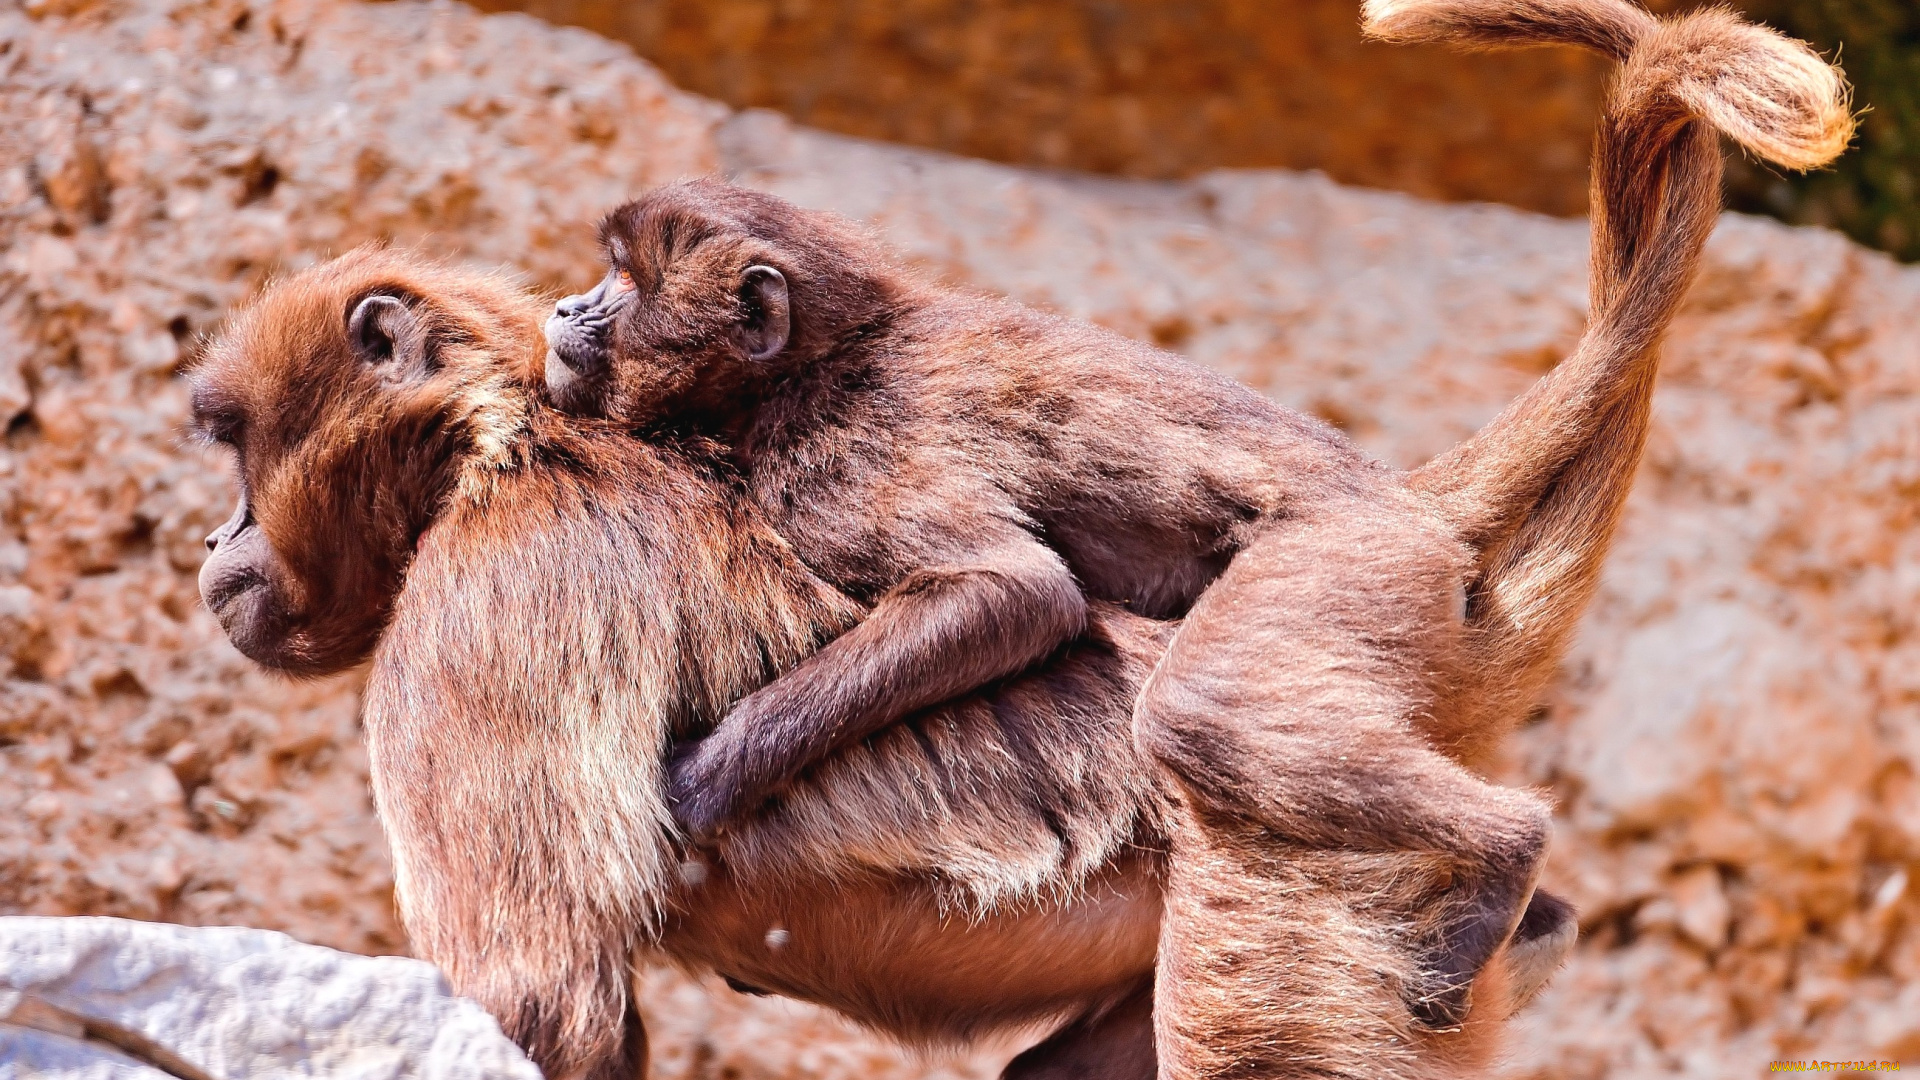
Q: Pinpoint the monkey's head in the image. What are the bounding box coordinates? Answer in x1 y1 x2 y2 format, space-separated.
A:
190 247 544 676
544 179 904 424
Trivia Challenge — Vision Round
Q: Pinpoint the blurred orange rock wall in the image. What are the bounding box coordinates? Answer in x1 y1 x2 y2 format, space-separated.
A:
470 0 1612 217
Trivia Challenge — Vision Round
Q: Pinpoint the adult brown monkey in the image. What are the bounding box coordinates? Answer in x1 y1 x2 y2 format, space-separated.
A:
540 0 1851 1038
190 246 1559 1080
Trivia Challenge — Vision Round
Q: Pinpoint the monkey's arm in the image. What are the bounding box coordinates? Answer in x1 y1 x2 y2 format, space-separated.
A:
670 535 1087 839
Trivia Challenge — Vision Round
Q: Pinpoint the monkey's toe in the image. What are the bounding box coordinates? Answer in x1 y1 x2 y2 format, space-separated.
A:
1503 889 1579 1013
1407 872 1545 1028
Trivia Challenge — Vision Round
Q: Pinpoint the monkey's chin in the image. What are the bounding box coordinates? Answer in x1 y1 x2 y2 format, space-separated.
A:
544 348 608 417
217 620 355 679
205 584 291 667
201 574 327 676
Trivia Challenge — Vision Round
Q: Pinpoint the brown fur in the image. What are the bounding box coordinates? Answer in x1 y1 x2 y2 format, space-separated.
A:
1153 4 1848 1071
191 247 1538 1080
539 0 1851 1065
1366 0 1854 764
554 143 1552 1040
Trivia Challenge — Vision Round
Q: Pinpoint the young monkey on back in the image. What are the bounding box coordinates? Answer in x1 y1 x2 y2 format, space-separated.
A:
542 174 1562 1025
542 0 1851 1026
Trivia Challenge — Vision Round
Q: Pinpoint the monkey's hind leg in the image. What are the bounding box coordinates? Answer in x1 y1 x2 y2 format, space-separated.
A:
1134 506 1553 1032
1154 799 1511 1080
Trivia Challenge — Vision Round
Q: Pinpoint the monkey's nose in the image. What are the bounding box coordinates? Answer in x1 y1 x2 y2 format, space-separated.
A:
206 506 251 553
555 291 592 317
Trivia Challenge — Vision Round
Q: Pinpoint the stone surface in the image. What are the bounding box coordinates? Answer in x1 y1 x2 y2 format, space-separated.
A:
2 2 1917 1078
469 0 1617 217
0 915 539 1079
472 0 1920 264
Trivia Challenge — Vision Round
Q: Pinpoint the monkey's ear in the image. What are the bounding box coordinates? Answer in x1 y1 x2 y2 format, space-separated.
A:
348 293 436 381
735 265 790 362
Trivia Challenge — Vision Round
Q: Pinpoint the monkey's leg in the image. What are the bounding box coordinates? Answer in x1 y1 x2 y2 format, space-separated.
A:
1134 506 1553 1031
1001 980 1155 1080
1154 798 1496 1080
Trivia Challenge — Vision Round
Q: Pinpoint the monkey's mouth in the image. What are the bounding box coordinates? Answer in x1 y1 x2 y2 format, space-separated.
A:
544 345 609 417
200 565 265 620
200 555 316 673
544 273 635 414
544 299 619 417
544 312 609 378
203 570 296 666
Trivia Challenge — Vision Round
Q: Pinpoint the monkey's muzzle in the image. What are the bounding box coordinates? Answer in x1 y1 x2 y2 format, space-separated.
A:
544 273 631 414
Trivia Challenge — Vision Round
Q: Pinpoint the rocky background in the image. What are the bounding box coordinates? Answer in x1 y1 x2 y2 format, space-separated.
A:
466 0 1616 218
0 1 1916 1078
473 0 1920 261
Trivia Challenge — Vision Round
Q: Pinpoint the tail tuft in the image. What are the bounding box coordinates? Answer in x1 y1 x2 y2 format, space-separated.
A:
1361 0 1853 171
1644 8 1853 172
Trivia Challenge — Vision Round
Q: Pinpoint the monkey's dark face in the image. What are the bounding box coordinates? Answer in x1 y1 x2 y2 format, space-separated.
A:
546 230 791 426
195 479 303 670
191 249 538 677
543 181 919 427
543 268 637 414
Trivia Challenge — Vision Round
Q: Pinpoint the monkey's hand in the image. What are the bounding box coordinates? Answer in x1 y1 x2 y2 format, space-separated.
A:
665 729 756 842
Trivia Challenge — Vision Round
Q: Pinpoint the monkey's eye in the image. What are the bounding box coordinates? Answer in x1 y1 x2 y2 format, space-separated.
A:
614 268 635 292
191 403 245 447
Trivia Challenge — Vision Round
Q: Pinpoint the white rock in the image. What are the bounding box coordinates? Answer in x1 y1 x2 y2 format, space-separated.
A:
0 917 541 1080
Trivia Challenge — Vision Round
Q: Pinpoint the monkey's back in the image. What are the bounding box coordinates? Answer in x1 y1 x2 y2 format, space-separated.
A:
748 289 1385 620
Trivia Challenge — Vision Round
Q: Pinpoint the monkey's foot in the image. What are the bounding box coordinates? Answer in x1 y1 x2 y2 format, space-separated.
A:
1406 867 1550 1028
1502 888 1578 1013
